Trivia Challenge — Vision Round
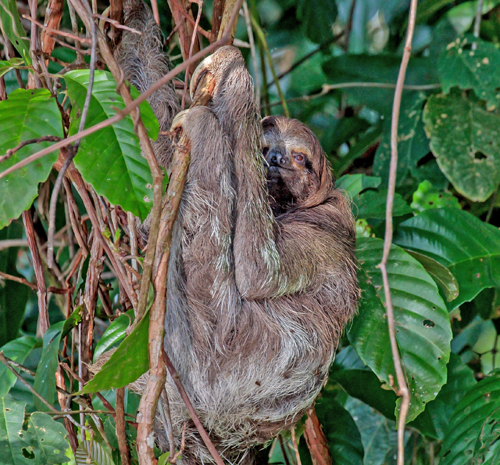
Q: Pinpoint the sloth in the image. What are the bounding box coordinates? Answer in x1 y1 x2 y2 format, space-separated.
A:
113 1 359 463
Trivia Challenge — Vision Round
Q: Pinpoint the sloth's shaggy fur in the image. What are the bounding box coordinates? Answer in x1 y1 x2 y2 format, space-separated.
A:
111 2 359 463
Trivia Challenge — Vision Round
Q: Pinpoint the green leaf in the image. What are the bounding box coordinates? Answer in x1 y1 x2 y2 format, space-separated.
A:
25 413 69 464
0 58 23 78
438 36 500 109
0 220 29 345
93 310 133 362
331 347 397 420
0 336 39 397
356 189 412 220
64 70 159 221
82 312 149 393
0 0 31 64
394 208 500 310
415 354 477 441
344 397 401 465
33 322 64 412
74 440 114 465
315 391 364 465
336 174 381 198
349 237 452 422
410 180 461 213
296 0 337 44
374 93 430 187
423 92 500 202
0 89 63 229
0 397 31 465
445 1 500 35
439 369 500 464
406 250 459 302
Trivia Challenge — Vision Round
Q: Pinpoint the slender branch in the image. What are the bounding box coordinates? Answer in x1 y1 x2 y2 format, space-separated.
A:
263 82 441 110
250 14 289 117
0 136 62 164
291 427 302 465
474 0 484 38
116 388 131 465
380 2 418 465
242 1 259 104
0 271 37 290
163 348 224 465
22 210 49 335
47 15 97 269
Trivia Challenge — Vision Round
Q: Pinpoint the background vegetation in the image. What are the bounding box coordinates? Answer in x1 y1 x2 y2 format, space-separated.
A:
1 0 500 463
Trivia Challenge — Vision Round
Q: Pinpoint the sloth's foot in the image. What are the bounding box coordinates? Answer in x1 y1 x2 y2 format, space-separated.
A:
171 109 190 132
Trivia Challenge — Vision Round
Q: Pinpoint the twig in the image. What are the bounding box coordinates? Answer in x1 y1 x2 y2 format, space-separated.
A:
217 0 240 41
250 15 289 117
170 0 211 39
263 82 441 110
116 388 131 465
94 14 142 34
47 14 97 269
163 348 224 465
278 434 292 465
0 271 37 290
211 0 225 41
169 423 186 463
0 352 58 413
39 0 64 65
22 210 49 335
486 186 498 223
380 1 417 465
0 136 62 164
303 408 332 465
473 0 484 38
151 0 160 25
182 0 203 109
291 427 302 465
242 1 259 104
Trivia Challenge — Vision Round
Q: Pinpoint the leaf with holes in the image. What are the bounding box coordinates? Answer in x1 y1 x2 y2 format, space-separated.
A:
24 413 69 464
394 208 500 310
423 91 500 202
349 238 452 422
374 93 430 187
0 397 31 465
0 0 30 64
438 36 500 109
0 89 63 230
65 70 159 221
439 369 500 464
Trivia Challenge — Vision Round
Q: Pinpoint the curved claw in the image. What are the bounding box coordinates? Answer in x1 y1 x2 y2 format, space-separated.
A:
190 57 215 107
190 55 213 99
170 110 190 132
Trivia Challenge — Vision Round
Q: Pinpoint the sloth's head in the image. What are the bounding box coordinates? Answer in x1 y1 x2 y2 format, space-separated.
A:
262 116 333 215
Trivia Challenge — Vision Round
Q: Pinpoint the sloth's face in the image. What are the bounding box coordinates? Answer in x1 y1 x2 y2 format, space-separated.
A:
262 117 321 213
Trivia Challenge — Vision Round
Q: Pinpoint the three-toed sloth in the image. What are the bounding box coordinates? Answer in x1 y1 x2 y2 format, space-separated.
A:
115 1 359 463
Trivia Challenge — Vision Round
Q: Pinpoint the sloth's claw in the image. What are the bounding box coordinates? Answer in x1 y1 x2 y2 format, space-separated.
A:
190 60 215 107
171 110 189 132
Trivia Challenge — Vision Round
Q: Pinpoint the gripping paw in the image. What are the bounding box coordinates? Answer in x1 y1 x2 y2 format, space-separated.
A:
170 110 190 132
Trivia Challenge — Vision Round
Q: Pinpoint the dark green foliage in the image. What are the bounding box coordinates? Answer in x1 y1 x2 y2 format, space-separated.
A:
2 0 500 463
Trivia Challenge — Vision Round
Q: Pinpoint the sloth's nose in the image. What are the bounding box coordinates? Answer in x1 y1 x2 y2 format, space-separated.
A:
267 149 288 166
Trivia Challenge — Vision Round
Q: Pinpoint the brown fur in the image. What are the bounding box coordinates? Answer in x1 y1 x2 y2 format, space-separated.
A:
113 3 359 463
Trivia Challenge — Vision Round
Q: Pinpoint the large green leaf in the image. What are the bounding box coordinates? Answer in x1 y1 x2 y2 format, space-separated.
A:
82 312 149 393
65 70 159 221
315 390 364 465
0 0 30 64
356 189 412 220
336 174 381 198
349 238 452 422
438 36 500 109
24 413 69 464
394 208 500 310
0 397 31 465
0 220 29 345
423 92 500 202
374 93 430 187
416 353 477 441
0 89 63 229
344 397 401 465
439 369 500 464
0 336 39 397
296 0 337 44
410 180 461 213
32 322 64 412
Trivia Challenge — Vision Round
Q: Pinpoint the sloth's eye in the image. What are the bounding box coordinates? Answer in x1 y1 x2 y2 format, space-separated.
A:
293 153 306 165
262 147 270 156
